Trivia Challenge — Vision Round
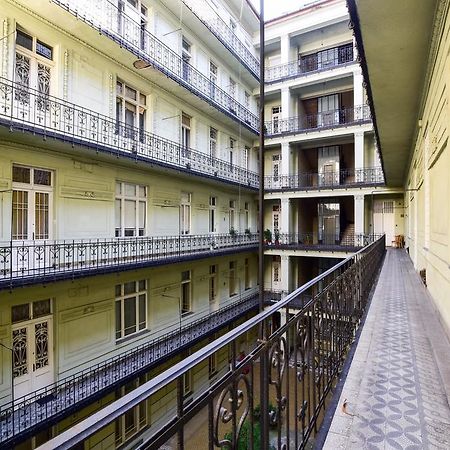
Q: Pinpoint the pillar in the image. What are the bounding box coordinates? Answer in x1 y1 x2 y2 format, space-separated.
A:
354 195 365 244
280 255 291 295
280 34 290 64
353 68 365 108
354 131 364 182
281 142 291 176
280 198 291 235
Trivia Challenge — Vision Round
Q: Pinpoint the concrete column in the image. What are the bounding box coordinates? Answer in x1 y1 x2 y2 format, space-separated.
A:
354 194 365 243
354 131 365 182
280 255 291 294
281 142 291 176
353 69 365 108
280 34 290 64
281 87 291 119
280 198 291 235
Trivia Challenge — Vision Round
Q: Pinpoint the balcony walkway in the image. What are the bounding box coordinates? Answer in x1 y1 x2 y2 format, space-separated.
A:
323 249 450 449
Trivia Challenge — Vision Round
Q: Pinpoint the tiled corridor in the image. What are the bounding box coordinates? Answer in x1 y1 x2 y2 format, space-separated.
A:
324 249 450 449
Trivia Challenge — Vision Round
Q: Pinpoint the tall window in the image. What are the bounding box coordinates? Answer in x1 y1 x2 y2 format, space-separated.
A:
181 113 191 155
181 270 192 314
271 106 282 134
209 196 217 233
229 261 237 296
14 30 53 110
183 368 192 397
229 77 236 113
182 37 191 81
208 352 217 378
12 165 52 240
229 200 236 231
180 192 191 235
115 182 147 237
244 146 250 171
244 202 249 230
116 80 146 139
115 376 148 446
229 138 235 167
209 264 218 303
209 127 217 159
209 61 217 99
244 91 250 110
115 280 147 340
244 258 250 290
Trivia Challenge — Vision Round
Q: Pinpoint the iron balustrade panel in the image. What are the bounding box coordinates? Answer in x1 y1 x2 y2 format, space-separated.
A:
38 237 385 450
266 232 384 249
265 44 355 83
51 0 259 133
180 0 259 78
0 233 258 286
265 105 371 136
0 78 259 189
264 167 385 190
0 291 261 446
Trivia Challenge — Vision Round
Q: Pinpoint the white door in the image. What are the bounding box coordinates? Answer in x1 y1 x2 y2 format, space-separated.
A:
272 106 282 134
374 200 395 245
272 257 282 290
272 205 280 237
272 155 281 188
13 315 54 399
318 94 339 127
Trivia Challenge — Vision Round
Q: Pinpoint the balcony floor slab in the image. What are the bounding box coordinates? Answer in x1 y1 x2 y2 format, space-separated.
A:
323 249 450 449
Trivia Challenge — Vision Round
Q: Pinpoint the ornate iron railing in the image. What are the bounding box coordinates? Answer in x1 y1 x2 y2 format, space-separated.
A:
265 44 354 83
265 167 385 191
264 105 371 136
51 0 259 133
266 232 384 250
0 290 262 447
180 0 259 79
0 78 259 189
41 236 386 450
0 232 258 288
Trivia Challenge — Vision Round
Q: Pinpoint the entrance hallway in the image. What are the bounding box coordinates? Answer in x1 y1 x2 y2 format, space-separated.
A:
324 249 450 449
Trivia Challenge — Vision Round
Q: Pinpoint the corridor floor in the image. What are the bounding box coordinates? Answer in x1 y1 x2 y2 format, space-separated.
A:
323 249 450 449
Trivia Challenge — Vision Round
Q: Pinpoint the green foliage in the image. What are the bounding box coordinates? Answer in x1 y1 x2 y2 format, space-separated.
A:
264 229 272 242
224 419 261 450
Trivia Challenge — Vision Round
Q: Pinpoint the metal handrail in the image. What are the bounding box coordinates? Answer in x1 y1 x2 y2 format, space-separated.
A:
264 167 385 190
0 77 259 189
264 104 371 136
0 290 261 446
51 0 259 132
0 232 259 287
265 44 354 82
41 236 386 450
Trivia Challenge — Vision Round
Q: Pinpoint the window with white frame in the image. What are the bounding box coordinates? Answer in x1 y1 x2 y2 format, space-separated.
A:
209 61 218 98
116 80 147 139
229 200 236 231
115 182 147 237
182 37 191 81
181 113 191 152
244 91 250 110
209 127 217 159
181 270 192 314
209 264 217 302
208 352 217 378
12 165 52 240
229 138 235 167
180 192 191 235
115 375 148 446
244 202 249 230
115 280 147 340
183 368 192 397
209 196 217 233
14 29 53 109
244 146 249 171
229 261 237 296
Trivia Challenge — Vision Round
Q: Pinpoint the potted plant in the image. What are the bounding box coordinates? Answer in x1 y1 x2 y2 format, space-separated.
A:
244 228 251 235
229 227 237 238
264 229 272 244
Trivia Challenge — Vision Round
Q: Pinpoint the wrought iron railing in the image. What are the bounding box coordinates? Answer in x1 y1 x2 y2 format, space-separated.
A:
51 0 259 132
0 78 259 189
0 232 258 288
264 105 371 136
41 236 386 450
265 44 354 83
265 167 385 190
266 232 383 249
181 0 259 79
0 291 261 447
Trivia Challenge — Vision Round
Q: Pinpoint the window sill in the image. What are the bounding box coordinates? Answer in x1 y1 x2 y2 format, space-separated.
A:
115 328 149 345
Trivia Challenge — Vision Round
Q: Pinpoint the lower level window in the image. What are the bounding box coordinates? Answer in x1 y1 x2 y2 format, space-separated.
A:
115 280 147 339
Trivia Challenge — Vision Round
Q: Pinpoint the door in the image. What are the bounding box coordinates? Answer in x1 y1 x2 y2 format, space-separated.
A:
323 216 336 244
373 200 395 245
272 256 282 291
12 300 53 400
271 106 282 134
272 154 281 188
272 204 280 238
318 94 339 127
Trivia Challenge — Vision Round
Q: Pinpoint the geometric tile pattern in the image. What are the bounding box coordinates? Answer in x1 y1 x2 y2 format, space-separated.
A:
323 249 450 449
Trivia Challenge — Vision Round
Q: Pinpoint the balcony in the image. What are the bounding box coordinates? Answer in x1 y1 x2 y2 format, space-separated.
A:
0 78 259 190
51 0 259 133
265 105 371 137
0 291 261 447
180 0 259 79
0 233 258 289
265 167 385 191
265 232 382 252
265 44 355 84
41 237 386 449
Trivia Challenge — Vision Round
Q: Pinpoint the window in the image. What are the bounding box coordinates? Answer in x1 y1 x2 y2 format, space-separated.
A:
272 106 282 134
229 261 237 296
208 352 217 378
116 80 147 140
181 270 192 314
12 165 52 240
15 30 52 109
183 369 192 397
209 196 217 233
209 61 217 98
115 376 148 446
180 192 191 235
244 258 250 290
272 256 280 282
115 280 147 339
244 146 249 171
181 113 191 154
209 127 217 159
229 77 236 113
229 138 235 167
244 202 249 230
182 37 191 81
12 299 51 324
244 91 250 110
229 200 236 231
115 182 147 237
209 264 217 302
